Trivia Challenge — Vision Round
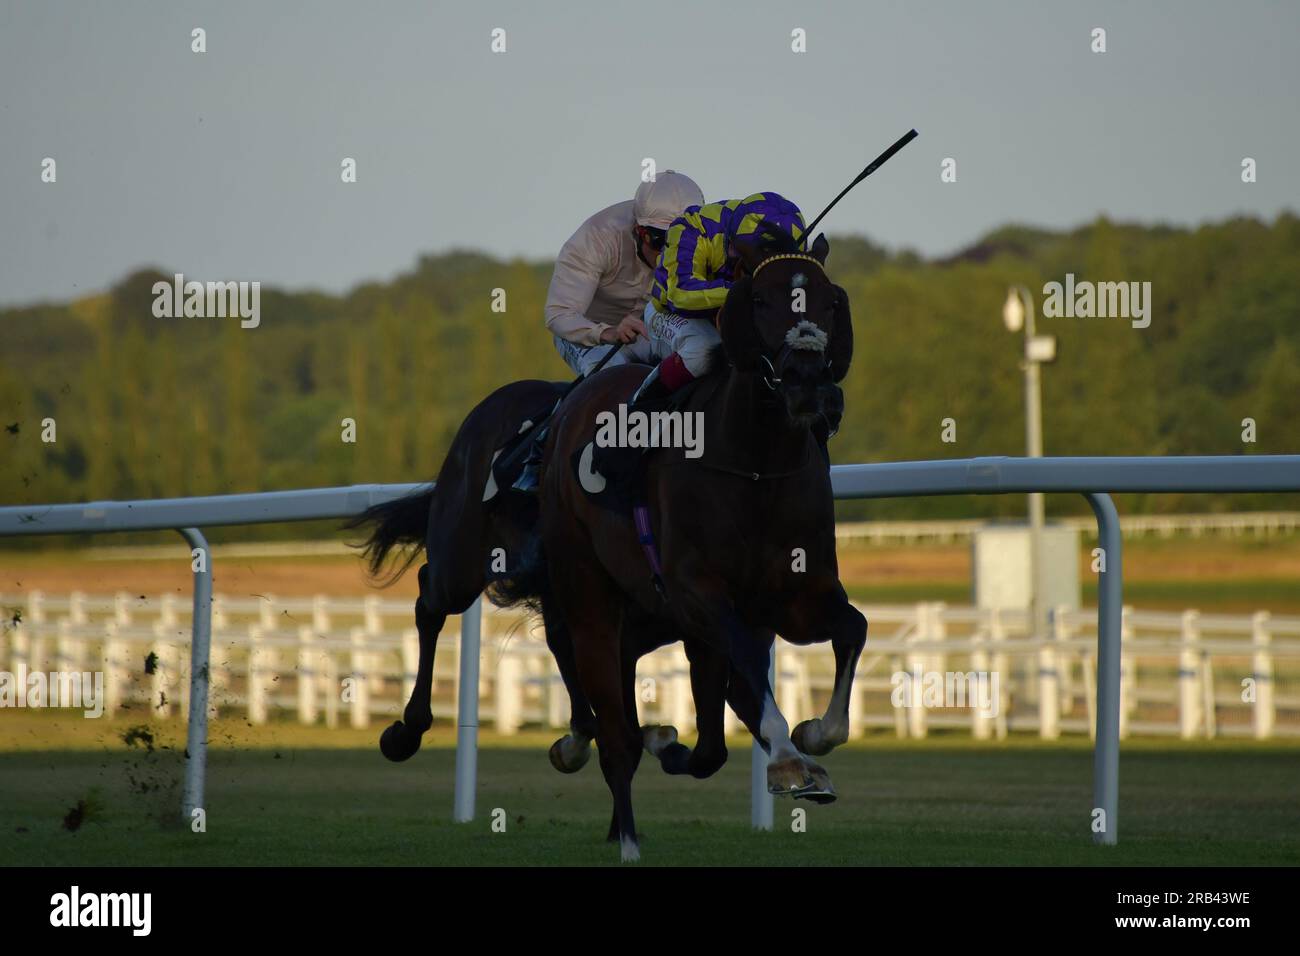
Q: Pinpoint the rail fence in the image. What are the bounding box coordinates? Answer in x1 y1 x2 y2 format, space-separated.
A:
6 455 1300 844
5 590 1297 741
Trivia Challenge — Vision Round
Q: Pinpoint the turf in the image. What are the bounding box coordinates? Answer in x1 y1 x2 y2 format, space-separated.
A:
2 714 1297 866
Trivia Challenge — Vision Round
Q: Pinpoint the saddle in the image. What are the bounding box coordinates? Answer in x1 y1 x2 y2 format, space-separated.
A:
482 383 568 504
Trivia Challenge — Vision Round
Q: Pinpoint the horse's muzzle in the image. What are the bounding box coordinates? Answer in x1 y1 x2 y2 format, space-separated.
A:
778 357 838 427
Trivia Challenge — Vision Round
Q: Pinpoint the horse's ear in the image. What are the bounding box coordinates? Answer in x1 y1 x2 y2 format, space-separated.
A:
827 284 853 383
809 233 830 265
720 276 762 372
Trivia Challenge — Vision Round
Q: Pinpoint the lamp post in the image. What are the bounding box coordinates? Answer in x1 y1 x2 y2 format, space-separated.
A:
1003 287 1055 649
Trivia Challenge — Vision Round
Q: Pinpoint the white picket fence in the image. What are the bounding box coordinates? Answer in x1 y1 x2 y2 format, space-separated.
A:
3 590 1298 740
836 510 1300 544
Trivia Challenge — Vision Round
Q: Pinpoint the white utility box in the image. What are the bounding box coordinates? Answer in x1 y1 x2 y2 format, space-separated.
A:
972 523 1080 613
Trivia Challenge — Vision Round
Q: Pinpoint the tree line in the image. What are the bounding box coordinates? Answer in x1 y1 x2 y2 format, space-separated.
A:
2 213 1297 538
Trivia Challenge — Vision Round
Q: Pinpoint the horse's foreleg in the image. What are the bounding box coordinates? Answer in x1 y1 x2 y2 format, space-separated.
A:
786 593 868 757
715 611 834 801
664 637 729 779
724 628 771 746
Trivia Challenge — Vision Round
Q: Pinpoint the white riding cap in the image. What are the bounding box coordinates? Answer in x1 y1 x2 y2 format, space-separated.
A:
633 171 705 230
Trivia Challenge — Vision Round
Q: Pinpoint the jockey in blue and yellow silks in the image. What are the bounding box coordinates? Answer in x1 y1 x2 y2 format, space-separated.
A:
587 192 807 479
630 192 806 398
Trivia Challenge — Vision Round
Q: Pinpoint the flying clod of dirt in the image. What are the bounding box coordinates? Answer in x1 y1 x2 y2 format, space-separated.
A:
62 791 104 832
120 725 156 753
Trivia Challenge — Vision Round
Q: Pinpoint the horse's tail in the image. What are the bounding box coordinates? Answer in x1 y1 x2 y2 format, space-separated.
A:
486 532 548 615
346 486 433 583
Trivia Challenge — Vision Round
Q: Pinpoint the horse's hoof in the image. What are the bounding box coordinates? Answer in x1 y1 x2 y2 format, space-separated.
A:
642 724 679 757
379 721 422 762
657 741 694 775
792 717 843 757
793 761 837 804
548 735 592 774
620 836 641 863
793 787 838 805
685 745 727 780
767 755 815 796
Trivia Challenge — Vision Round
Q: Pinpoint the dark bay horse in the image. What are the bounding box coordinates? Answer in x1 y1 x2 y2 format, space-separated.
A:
349 378 740 780
509 232 867 861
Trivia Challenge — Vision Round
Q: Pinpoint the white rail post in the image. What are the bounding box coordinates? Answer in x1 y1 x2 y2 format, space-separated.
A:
364 595 384 695
349 626 369 728
150 615 170 719
990 607 1009 739
312 595 331 633
1054 603 1074 716
54 618 71 686
323 652 339 729
452 597 482 823
1251 611 1274 740
1119 605 1134 741
248 625 267 724
907 605 928 739
1201 650 1217 739
257 594 277 712
179 527 212 825
1178 610 1202 738
102 621 122 717
891 654 908 738
297 625 317 724
496 647 522 735
971 620 992 740
750 643 776 831
1038 607 1060 740
257 593 275 630
69 590 87 626
930 601 948 701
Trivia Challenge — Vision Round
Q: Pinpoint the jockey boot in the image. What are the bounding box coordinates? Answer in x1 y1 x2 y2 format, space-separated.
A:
509 423 550 494
590 363 673 483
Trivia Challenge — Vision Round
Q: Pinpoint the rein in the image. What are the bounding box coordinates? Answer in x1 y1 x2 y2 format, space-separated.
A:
694 439 818 482
657 372 820 481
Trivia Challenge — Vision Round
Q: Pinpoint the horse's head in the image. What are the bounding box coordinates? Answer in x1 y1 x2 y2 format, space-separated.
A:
719 230 853 431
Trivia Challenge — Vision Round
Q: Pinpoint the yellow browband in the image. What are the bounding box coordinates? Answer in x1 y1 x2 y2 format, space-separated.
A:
749 253 825 278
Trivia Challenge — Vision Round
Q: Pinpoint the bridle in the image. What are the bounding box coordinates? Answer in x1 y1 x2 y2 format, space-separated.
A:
746 252 833 392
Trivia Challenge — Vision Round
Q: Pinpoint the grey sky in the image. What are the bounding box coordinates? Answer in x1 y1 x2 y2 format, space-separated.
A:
2 0 1296 306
